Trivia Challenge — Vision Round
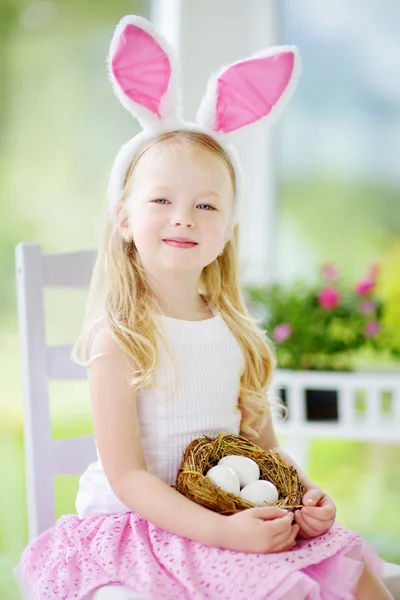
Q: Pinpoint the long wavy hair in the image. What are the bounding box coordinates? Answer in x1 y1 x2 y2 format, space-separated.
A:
73 130 276 437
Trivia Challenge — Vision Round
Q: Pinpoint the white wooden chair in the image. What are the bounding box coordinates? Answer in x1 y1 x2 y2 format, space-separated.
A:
16 242 400 599
16 242 148 600
16 242 97 540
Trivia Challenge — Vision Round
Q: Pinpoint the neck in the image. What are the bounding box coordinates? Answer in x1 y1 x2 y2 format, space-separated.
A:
144 266 209 318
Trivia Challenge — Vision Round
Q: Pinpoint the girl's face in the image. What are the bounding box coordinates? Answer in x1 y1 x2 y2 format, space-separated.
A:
122 142 234 274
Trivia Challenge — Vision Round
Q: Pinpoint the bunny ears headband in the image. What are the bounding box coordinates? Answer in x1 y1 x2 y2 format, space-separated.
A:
106 15 300 233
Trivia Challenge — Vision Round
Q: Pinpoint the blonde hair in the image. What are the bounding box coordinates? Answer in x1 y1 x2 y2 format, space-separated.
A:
74 130 276 438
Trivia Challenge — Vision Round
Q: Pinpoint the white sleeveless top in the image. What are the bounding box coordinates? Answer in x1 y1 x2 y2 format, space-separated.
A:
76 308 245 518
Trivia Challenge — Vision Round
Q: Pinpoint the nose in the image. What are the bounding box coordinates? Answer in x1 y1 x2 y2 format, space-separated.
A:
171 208 196 229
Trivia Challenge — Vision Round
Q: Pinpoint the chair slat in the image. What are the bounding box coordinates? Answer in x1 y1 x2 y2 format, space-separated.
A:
53 435 97 476
43 250 96 288
47 345 87 380
16 243 97 538
16 243 56 538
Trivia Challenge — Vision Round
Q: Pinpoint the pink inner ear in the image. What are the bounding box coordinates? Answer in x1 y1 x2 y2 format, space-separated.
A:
215 52 295 133
111 24 171 117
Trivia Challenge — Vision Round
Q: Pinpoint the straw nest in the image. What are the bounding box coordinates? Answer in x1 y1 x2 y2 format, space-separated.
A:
175 433 306 515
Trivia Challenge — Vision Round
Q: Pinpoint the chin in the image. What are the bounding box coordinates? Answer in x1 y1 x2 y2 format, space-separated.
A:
159 256 206 271
163 261 201 272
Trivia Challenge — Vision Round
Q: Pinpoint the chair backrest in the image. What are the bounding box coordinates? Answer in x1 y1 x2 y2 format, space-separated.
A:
15 242 98 539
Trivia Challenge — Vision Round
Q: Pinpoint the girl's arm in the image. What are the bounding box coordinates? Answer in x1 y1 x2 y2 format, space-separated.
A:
87 327 227 547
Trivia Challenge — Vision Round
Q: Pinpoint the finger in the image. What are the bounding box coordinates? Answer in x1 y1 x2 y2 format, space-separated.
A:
294 510 320 538
302 504 335 521
300 511 327 532
274 536 298 553
302 489 325 507
302 512 334 536
313 495 336 517
274 523 299 546
269 512 294 536
251 506 290 521
296 510 320 532
273 524 299 552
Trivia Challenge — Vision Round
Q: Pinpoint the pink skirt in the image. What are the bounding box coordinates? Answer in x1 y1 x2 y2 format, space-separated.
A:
14 512 384 600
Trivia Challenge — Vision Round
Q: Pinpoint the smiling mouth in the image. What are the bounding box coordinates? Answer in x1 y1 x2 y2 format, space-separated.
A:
163 239 198 248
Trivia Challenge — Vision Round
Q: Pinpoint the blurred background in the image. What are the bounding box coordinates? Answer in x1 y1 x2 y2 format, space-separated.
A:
1 0 400 597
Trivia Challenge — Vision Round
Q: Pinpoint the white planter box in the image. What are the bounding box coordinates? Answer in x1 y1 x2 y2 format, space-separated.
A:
271 369 400 445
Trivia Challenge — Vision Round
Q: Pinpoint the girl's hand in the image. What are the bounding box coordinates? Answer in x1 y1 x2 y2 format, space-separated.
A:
222 506 299 554
294 488 336 539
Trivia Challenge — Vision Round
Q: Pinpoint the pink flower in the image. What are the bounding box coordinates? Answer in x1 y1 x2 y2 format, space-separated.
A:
355 279 376 297
318 287 341 311
273 323 292 343
359 300 376 315
322 263 339 281
364 321 380 338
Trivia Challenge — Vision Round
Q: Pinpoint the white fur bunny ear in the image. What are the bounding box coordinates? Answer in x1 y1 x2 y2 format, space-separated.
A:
196 47 300 134
107 15 181 130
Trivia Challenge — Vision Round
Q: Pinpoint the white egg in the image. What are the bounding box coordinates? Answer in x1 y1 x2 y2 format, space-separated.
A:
218 455 260 487
239 480 279 506
206 465 241 495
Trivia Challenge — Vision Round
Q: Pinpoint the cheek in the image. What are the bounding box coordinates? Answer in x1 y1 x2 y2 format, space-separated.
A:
130 210 162 245
203 215 229 242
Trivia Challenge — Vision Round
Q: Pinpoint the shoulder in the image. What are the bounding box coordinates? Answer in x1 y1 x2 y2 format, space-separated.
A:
88 319 130 369
87 321 136 405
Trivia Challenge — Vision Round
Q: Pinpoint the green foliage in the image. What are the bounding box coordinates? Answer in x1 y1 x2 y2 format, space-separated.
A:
378 240 400 354
245 264 391 371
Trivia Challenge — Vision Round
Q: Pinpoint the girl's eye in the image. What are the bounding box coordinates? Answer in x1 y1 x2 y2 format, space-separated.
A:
197 204 215 211
152 199 215 211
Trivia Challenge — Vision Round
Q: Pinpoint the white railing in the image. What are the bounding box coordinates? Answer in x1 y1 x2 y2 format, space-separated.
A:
270 369 400 468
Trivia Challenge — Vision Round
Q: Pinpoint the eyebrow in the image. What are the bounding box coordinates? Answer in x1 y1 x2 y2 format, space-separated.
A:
150 186 221 199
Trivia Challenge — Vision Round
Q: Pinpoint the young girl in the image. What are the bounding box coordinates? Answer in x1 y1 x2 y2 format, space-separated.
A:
15 15 393 600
